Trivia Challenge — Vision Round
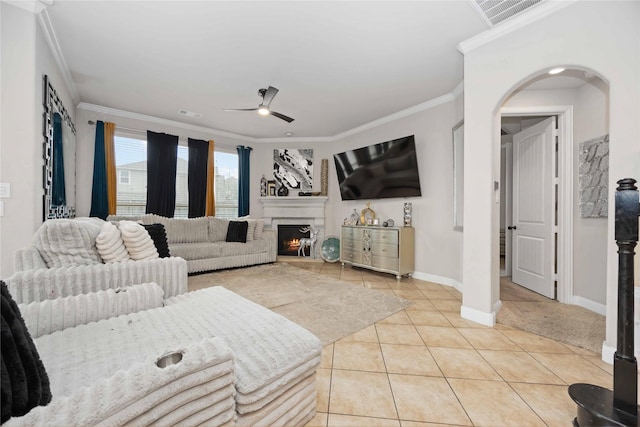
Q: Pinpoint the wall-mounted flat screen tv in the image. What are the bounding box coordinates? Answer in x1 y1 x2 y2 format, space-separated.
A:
333 135 422 201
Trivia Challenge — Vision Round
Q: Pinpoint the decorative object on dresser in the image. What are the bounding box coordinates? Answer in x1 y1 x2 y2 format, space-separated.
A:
403 202 412 226
340 225 414 280
387 218 395 227
344 209 360 226
360 202 376 225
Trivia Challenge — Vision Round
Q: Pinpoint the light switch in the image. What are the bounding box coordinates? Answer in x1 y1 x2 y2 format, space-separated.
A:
0 183 10 198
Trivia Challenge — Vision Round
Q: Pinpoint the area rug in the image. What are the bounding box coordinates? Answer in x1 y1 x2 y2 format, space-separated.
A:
188 263 412 345
497 300 605 353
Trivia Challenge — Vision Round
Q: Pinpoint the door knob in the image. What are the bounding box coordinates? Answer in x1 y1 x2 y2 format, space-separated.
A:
507 226 517 230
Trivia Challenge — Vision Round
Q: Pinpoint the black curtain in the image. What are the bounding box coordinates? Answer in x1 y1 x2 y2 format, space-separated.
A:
188 138 209 218
236 145 252 217
89 120 108 219
146 131 178 217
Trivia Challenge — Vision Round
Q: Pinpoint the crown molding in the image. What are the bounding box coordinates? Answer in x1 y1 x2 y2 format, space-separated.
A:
79 89 458 144
333 93 456 141
3 0 46 14
457 0 578 54
38 8 80 105
77 102 256 142
451 80 464 99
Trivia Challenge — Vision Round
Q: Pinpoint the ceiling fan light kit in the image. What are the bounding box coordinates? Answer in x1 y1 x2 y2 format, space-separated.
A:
225 86 294 123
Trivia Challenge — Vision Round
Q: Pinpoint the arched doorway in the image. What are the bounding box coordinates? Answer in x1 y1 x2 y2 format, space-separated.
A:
494 69 610 353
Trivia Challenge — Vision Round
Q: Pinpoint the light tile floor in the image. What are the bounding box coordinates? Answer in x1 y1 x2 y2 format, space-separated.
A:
288 261 612 427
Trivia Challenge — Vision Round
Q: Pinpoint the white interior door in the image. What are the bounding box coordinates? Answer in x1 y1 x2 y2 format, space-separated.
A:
511 117 555 298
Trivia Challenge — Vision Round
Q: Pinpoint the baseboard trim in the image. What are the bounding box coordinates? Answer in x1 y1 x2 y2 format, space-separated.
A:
461 305 496 327
412 271 462 293
601 342 615 365
571 296 606 316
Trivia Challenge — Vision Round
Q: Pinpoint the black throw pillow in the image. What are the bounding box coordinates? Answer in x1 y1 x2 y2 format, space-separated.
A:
142 223 171 258
225 221 248 243
1 281 51 423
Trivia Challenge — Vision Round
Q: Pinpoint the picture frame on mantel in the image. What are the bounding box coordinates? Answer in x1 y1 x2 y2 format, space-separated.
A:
267 180 276 196
452 120 464 231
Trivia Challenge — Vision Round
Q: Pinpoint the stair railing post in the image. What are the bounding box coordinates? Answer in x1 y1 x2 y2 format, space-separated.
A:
613 178 638 413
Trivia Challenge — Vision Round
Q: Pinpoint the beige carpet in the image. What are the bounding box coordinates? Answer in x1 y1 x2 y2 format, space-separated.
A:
497 279 606 353
188 263 413 345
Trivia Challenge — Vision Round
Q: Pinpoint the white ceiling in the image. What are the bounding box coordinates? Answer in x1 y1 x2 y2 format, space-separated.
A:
44 1 491 139
43 1 588 140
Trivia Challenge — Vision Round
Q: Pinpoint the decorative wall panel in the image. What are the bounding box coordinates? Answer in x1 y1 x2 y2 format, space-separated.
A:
579 134 609 218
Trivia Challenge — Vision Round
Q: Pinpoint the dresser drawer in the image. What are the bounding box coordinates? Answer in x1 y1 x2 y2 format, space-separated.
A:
342 226 363 240
371 243 398 257
370 229 399 245
372 255 399 271
341 238 360 251
342 249 362 264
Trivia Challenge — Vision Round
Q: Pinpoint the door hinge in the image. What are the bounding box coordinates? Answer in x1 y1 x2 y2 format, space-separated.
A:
553 273 559 281
553 225 559 234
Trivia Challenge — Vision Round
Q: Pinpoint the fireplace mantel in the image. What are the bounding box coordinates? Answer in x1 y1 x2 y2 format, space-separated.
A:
259 196 328 228
259 196 328 259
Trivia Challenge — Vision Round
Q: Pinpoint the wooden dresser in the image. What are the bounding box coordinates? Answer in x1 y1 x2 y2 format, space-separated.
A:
340 225 414 280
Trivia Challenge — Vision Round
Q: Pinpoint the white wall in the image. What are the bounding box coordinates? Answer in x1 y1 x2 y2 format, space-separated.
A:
0 3 75 277
461 0 639 352
251 100 462 284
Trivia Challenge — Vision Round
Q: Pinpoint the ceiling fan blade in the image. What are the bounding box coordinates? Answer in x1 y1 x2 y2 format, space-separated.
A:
224 108 258 112
270 110 295 123
262 86 279 107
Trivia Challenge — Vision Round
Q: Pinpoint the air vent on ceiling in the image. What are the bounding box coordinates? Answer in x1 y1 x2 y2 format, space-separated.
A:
469 0 545 27
177 109 203 119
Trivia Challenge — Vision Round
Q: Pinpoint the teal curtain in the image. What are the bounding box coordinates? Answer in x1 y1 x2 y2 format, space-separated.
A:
51 112 65 206
90 121 108 219
236 145 252 216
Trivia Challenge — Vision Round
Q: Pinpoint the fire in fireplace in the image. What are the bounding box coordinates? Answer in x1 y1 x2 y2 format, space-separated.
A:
278 225 310 256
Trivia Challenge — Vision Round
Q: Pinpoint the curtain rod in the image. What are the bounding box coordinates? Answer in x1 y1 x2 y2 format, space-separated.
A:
86 120 235 149
87 120 142 134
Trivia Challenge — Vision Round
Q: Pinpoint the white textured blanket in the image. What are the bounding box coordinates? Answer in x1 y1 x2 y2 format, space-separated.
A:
6 338 235 426
19 282 165 338
165 287 322 400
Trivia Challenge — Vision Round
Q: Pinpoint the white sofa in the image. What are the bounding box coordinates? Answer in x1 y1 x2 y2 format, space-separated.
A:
107 214 277 274
5 218 187 305
6 283 321 427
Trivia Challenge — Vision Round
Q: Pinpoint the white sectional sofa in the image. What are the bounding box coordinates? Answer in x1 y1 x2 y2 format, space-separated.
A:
107 214 277 274
4 283 321 427
5 218 187 304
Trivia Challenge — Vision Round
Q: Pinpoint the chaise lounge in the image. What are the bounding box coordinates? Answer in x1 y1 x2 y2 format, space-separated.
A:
3 282 322 426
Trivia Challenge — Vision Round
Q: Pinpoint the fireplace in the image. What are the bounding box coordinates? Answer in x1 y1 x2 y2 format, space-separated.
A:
278 225 310 256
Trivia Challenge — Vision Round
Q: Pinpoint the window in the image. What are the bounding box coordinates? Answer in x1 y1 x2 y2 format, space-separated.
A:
114 134 239 218
214 151 239 219
114 135 147 215
118 169 130 185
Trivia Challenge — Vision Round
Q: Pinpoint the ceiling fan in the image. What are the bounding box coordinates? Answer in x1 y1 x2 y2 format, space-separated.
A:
224 86 294 123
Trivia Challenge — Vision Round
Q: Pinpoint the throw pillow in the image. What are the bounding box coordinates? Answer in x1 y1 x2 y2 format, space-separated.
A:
246 220 257 242
32 218 104 268
118 221 159 261
1 281 51 423
254 219 265 240
225 221 248 243
141 224 170 258
238 215 265 240
95 221 130 263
